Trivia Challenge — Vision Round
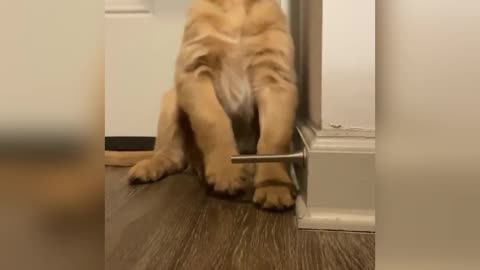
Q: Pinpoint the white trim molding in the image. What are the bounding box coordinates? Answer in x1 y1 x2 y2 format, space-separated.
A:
296 197 375 232
105 0 153 14
293 123 376 232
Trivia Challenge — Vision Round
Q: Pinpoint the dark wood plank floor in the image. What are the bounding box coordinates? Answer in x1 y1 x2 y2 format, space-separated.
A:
105 167 374 270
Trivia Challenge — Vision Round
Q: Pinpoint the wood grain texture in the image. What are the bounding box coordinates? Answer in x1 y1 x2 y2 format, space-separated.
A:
105 167 374 270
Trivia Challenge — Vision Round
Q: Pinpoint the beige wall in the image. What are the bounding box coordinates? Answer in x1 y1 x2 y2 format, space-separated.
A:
0 1 102 134
322 0 375 131
377 1 480 269
293 0 375 132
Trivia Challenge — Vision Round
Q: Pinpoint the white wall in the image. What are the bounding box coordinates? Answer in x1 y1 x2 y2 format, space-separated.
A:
105 1 191 137
105 0 289 137
321 0 375 131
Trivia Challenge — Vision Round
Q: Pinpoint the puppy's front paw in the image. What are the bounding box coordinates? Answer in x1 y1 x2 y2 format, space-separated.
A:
205 164 248 195
253 184 296 211
128 158 171 184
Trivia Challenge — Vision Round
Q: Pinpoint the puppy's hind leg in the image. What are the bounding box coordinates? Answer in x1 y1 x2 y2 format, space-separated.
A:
128 89 186 184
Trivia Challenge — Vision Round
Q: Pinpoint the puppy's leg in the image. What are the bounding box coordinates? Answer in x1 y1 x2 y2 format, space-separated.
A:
177 75 247 195
251 63 298 210
128 89 186 184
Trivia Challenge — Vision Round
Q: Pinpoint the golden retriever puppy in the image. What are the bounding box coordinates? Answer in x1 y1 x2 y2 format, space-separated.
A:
106 0 297 210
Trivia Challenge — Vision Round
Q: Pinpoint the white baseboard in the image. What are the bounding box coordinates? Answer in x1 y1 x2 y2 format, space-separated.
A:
293 123 376 232
296 195 375 232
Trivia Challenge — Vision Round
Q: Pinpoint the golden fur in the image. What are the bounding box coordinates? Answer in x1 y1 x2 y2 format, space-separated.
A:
105 0 298 210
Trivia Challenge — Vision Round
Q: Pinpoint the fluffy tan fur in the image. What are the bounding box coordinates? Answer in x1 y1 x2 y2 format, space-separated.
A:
106 0 298 210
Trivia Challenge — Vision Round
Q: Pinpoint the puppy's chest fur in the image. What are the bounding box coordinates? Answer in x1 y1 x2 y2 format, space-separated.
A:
213 40 258 153
213 47 254 118
212 25 259 153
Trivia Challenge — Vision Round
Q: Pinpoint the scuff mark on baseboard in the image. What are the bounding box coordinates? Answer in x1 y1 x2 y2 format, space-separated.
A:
330 124 343 129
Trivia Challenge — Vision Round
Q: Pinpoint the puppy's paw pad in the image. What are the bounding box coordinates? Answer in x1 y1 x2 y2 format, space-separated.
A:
127 159 168 185
206 165 248 195
253 185 296 211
